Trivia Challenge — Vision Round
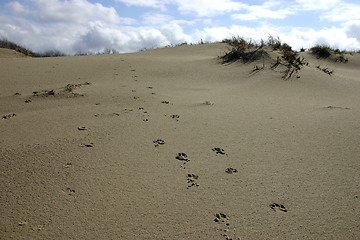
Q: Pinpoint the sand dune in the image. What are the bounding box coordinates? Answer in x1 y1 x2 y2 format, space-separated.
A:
1 43 360 240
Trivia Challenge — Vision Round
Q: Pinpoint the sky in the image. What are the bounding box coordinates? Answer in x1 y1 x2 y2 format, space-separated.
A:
0 0 360 55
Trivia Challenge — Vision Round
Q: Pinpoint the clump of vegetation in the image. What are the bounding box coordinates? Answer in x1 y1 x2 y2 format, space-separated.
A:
221 36 307 80
310 44 348 63
310 45 332 58
221 36 268 64
272 42 308 80
0 38 35 56
0 38 66 57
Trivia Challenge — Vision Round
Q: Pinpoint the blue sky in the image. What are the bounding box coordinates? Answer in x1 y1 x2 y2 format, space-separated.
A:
1 0 359 54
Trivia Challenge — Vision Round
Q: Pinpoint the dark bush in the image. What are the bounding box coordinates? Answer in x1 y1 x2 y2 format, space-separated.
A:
310 45 332 58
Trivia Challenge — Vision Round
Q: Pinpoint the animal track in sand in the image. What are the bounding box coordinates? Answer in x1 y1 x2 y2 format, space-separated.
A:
171 114 180 121
176 152 190 169
80 143 94 148
324 105 350 110
153 139 166 147
2 113 16 119
214 213 240 240
186 173 199 189
18 220 28 226
270 203 287 212
63 162 72 168
225 167 238 174
65 187 76 195
176 152 189 162
212 147 226 155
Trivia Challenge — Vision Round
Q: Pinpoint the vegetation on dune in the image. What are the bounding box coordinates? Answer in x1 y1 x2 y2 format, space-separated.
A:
310 44 348 63
0 38 36 56
221 36 269 64
0 38 67 57
220 36 308 80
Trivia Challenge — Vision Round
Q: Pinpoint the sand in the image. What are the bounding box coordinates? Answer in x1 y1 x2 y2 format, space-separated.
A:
1 43 360 240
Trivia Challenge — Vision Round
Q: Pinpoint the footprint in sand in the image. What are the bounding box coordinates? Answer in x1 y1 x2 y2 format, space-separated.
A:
80 143 94 148
176 152 189 161
214 213 239 240
161 101 170 104
18 220 28 226
225 168 238 174
324 105 350 110
78 126 88 131
212 147 226 155
25 99 32 103
153 139 166 147
171 114 180 121
63 162 72 168
2 113 16 120
176 152 190 169
65 187 76 195
270 203 287 212
186 173 199 189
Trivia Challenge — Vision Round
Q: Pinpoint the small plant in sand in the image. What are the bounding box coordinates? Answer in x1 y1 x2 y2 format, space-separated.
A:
275 43 308 80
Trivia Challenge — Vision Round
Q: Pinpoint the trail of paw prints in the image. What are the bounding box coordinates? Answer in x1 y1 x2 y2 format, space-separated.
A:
186 173 199 189
176 152 190 169
270 203 287 212
214 213 241 240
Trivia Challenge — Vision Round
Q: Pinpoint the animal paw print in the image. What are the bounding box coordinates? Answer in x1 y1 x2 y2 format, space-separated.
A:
171 114 180 121
66 188 76 195
186 174 199 189
270 203 287 212
212 147 226 155
225 167 238 174
153 139 166 147
2 113 16 120
18 220 28 226
214 213 232 239
176 152 189 162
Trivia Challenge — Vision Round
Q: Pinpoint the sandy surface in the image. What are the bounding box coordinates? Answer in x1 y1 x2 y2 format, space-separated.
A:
1 44 360 240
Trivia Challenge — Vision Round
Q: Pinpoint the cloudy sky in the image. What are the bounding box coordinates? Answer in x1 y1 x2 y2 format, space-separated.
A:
1 0 359 54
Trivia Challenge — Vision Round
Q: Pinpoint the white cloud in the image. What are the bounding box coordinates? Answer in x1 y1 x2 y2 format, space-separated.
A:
232 1 294 21
0 0 359 54
31 0 120 24
175 0 246 16
295 0 342 10
320 3 360 22
115 0 171 10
